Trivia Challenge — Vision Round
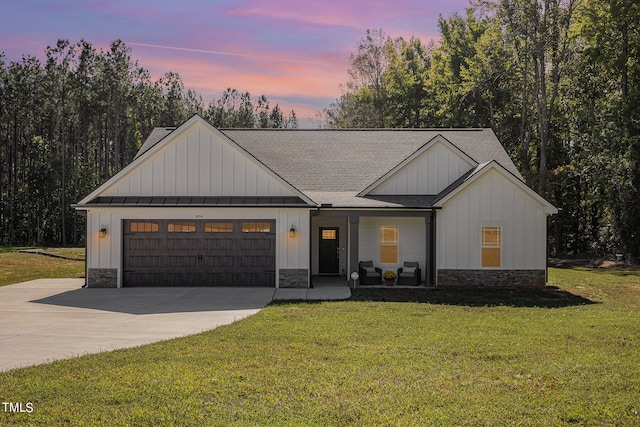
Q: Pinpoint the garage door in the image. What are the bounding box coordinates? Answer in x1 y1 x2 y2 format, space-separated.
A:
123 219 275 286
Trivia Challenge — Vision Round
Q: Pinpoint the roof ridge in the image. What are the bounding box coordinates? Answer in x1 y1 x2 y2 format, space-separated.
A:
221 128 487 132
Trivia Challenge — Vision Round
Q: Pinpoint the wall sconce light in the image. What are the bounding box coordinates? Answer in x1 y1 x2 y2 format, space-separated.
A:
99 226 107 238
289 225 296 238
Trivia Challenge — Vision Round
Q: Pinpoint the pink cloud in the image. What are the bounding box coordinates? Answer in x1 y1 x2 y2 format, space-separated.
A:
131 46 343 119
2 0 472 126
226 0 418 28
223 0 467 36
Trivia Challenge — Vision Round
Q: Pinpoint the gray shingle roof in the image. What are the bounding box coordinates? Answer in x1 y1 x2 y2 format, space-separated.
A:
221 128 522 191
135 127 175 159
133 124 523 208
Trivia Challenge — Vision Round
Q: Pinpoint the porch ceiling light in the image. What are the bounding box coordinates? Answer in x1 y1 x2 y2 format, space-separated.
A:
289 225 296 238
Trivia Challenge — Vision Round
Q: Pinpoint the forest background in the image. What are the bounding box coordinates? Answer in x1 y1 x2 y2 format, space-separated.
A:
1 0 638 259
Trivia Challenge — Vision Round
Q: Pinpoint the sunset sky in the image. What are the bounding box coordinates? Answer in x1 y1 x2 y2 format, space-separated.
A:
1 0 471 126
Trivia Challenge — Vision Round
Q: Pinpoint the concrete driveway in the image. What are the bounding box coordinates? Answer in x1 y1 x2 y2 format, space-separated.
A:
0 279 275 371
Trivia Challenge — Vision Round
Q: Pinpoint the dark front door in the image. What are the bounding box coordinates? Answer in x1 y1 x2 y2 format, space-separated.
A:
319 227 340 274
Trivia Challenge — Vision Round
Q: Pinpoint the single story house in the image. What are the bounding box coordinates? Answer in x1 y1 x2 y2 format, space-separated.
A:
74 115 557 288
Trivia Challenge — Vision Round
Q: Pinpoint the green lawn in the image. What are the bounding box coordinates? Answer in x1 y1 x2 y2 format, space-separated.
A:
0 267 639 426
0 248 85 287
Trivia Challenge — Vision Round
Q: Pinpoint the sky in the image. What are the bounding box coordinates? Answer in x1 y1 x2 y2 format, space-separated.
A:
1 0 472 127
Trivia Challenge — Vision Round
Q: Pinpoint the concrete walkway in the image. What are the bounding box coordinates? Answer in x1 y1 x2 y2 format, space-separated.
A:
273 282 352 301
0 279 350 371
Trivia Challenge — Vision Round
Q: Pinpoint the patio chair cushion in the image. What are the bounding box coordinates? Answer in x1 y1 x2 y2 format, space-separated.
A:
401 267 416 275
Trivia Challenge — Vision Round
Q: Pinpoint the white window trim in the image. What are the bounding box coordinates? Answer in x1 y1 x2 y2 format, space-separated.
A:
480 223 504 269
379 224 400 265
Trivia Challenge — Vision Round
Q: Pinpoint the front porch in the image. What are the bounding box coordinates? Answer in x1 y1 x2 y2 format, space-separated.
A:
275 276 351 300
310 209 437 288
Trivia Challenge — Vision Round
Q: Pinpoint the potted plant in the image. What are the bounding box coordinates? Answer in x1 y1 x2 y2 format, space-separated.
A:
382 270 397 286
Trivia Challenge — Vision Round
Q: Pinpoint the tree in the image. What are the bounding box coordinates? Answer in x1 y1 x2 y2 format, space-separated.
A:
205 88 297 129
348 29 392 127
571 0 640 257
45 40 77 244
324 29 396 128
0 39 301 246
497 0 579 196
385 37 433 127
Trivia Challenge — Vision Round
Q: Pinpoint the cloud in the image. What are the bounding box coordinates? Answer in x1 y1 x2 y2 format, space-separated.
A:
224 0 428 28
1 0 471 126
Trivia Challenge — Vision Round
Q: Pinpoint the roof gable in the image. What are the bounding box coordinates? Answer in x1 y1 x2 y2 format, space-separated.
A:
436 160 558 214
222 128 522 195
77 116 314 206
358 135 478 196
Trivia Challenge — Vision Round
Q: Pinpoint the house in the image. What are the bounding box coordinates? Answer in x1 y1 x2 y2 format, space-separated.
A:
74 115 557 288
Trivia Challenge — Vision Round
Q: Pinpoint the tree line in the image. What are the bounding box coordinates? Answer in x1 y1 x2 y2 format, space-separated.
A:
0 40 297 246
2 0 638 259
321 0 639 259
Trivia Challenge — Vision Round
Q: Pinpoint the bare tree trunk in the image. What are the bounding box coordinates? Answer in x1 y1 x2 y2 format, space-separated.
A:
533 37 550 197
519 68 531 179
60 93 67 246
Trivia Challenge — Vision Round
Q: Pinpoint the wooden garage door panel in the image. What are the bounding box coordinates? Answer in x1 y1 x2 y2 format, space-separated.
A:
123 219 275 287
165 255 198 268
201 255 235 268
127 256 160 268
166 238 197 250
239 255 274 268
240 238 273 251
128 239 161 250
202 238 233 250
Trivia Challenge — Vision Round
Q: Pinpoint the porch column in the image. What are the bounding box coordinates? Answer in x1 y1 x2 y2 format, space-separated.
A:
348 215 359 283
425 214 431 286
425 211 436 286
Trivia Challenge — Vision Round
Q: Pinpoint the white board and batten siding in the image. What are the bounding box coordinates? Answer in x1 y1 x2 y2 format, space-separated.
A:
86 207 310 288
369 139 475 196
102 122 297 198
358 217 427 280
82 118 312 287
437 168 548 270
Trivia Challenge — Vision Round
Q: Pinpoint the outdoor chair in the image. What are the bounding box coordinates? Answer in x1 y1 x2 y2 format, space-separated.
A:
397 261 421 286
359 261 382 285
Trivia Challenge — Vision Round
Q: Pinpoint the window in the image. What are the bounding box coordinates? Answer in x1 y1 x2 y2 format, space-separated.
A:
482 226 501 268
130 222 159 233
321 229 337 240
205 222 233 233
380 225 399 264
242 222 271 233
168 222 196 233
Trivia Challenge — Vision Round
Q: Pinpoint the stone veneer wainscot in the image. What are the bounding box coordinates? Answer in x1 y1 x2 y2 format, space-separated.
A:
437 270 546 287
87 268 118 288
279 269 309 288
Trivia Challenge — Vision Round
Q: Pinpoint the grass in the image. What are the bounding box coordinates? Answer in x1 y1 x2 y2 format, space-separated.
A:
0 247 85 287
0 267 639 426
